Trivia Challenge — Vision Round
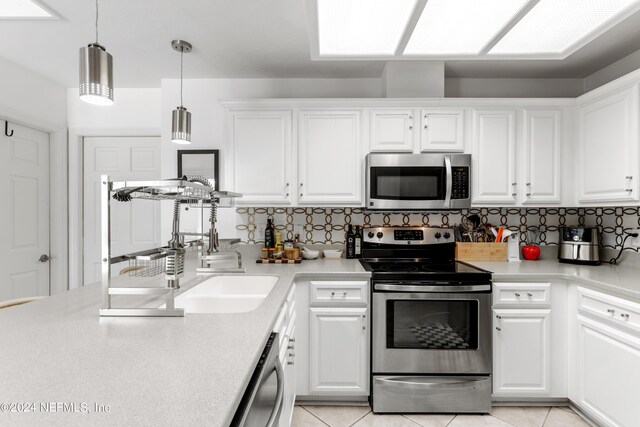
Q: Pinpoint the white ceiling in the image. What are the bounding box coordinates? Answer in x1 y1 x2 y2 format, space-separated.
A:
3 0 640 88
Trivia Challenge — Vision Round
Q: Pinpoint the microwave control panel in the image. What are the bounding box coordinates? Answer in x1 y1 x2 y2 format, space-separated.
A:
451 167 469 200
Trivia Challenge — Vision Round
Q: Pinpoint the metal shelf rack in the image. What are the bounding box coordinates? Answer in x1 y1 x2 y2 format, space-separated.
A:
99 175 241 317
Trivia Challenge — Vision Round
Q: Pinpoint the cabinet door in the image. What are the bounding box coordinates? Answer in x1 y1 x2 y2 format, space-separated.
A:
370 110 415 152
421 109 465 152
299 111 363 205
472 109 517 204
522 109 562 204
230 110 293 205
309 307 368 395
493 309 551 396
576 316 640 427
577 85 640 203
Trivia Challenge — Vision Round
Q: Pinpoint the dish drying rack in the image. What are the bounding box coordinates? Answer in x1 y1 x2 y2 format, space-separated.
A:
99 175 241 317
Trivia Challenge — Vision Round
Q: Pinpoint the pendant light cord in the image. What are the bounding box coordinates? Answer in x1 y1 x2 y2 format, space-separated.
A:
180 50 184 108
95 0 99 44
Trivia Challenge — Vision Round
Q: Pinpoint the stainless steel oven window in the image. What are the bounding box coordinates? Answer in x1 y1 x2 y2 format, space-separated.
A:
387 299 479 350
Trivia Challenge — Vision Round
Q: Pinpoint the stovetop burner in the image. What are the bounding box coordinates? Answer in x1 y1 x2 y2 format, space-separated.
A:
360 258 491 282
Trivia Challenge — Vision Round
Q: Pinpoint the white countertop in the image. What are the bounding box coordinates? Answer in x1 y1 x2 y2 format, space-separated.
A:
0 245 369 427
470 252 640 302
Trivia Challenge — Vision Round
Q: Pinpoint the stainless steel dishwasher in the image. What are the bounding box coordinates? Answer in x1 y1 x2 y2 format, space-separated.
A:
231 333 284 427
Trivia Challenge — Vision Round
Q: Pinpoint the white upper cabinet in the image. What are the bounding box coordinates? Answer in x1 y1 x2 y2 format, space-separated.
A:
472 109 517 204
522 109 562 204
421 109 465 152
298 111 363 205
577 84 640 203
229 110 293 205
369 110 415 152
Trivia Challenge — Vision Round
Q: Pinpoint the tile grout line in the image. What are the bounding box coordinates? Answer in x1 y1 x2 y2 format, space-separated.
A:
445 415 456 427
300 405 331 427
540 406 552 427
399 414 423 426
348 408 372 427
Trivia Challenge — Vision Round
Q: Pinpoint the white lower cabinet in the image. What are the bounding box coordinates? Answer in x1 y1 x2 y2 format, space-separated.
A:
275 285 296 427
492 281 567 399
309 307 368 395
570 286 640 427
493 309 551 395
295 278 370 399
575 315 640 427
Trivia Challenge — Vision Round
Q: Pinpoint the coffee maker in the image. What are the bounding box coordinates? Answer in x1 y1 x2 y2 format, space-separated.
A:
558 226 601 265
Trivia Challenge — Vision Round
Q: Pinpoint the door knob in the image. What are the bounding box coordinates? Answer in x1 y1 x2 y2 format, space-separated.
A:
38 254 50 263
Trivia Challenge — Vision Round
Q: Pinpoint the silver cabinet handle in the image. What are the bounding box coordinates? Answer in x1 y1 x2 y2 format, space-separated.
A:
511 182 517 197
287 343 295 350
289 338 295 343
299 182 303 197
331 291 347 297
607 308 615 314
527 292 533 297
526 182 532 197
496 314 501 319
38 254 50 263
287 360 295 365
362 314 367 330
496 327 501 331
621 313 630 320
515 292 521 297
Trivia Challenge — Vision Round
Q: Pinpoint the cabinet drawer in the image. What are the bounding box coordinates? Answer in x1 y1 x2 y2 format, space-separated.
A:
578 287 640 335
493 282 551 307
310 281 368 306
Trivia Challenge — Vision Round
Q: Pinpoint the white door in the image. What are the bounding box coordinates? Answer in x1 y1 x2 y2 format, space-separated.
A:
577 85 640 203
493 309 551 396
421 109 465 152
299 111 363 205
472 109 517 204
230 110 293 206
522 109 562 204
83 137 161 285
576 316 640 427
369 109 415 152
0 122 49 301
309 307 368 395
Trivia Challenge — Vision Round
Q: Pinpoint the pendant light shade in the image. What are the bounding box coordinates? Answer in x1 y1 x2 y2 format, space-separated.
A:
171 107 191 144
171 40 193 144
79 43 114 105
79 0 113 105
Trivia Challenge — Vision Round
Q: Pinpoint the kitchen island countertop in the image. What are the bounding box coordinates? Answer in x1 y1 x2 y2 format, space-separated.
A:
0 245 369 427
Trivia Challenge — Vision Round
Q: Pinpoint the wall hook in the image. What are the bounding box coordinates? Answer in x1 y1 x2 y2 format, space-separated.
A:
4 121 14 137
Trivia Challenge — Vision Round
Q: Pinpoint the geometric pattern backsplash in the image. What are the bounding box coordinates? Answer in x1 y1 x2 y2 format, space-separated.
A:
236 207 640 250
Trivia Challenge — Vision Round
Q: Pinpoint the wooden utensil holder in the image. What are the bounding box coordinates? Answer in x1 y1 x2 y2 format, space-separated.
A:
455 242 508 262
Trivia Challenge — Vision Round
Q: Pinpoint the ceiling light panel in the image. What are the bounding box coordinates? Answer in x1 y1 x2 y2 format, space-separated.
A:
404 0 529 55
317 0 417 56
0 0 53 18
490 0 640 55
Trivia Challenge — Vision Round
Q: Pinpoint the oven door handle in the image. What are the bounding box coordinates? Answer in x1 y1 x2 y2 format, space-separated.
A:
375 376 488 390
374 283 491 292
444 155 452 208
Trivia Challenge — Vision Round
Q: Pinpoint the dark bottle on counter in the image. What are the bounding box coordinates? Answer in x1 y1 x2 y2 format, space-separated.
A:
265 219 275 248
346 224 356 259
354 226 362 258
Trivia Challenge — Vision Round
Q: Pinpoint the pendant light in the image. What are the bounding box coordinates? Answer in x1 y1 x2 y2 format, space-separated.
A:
171 40 193 144
79 0 114 105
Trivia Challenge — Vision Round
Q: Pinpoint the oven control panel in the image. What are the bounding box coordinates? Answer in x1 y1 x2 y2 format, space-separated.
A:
364 227 454 245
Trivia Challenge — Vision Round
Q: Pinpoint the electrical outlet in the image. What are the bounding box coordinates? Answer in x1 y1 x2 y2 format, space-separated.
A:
627 228 640 249
631 228 640 248
256 223 266 239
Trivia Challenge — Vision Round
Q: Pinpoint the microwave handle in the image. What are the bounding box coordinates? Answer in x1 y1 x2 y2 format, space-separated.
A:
444 155 452 208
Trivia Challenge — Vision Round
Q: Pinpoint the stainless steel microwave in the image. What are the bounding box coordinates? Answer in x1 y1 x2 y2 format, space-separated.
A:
366 153 471 210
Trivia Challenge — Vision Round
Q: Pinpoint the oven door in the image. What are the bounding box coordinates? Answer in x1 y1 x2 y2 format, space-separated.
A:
366 154 451 210
372 284 492 375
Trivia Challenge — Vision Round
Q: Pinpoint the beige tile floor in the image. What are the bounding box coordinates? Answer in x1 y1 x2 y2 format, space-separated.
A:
292 405 593 427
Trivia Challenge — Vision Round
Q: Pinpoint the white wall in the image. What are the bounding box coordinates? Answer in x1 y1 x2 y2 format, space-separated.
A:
445 78 585 98
584 48 640 92
0 57 68 296
67 88 162 288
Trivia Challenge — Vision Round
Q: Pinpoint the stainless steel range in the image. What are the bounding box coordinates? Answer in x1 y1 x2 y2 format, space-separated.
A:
360 226 493 414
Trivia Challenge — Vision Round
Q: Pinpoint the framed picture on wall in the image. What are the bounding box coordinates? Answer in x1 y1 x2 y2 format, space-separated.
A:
177 149 220 190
